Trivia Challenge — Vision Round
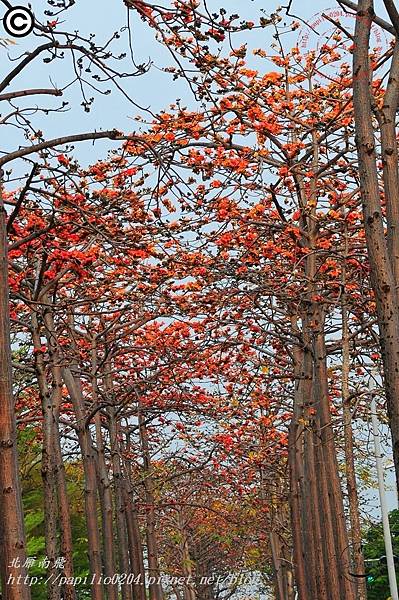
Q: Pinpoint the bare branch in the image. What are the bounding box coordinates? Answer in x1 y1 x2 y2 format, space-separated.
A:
383 0 399 37
0 129 136 167
0 89 62 102
337 0 395 35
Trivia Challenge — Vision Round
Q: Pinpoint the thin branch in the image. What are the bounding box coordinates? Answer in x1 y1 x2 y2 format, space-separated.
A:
7 163 38 233
0 43 55 93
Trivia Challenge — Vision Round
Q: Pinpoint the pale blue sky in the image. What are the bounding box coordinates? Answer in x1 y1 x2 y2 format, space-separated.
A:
0 0 391 164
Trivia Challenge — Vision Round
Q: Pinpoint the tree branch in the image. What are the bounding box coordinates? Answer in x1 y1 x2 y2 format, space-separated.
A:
0 43 55 93
0 129 134 167
383 0 399 37
337 0 395 35
337 0 396 36
7 163 38 233
0 89 62 102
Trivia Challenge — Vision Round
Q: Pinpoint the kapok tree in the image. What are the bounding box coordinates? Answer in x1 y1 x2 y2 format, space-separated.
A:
0 3 161 596
121 3 379 598
351 0 399 493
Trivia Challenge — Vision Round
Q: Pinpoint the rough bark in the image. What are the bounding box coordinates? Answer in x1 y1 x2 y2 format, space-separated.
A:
288 330 317 600
0 176 30 600
353 0 399 493
313 316 355 599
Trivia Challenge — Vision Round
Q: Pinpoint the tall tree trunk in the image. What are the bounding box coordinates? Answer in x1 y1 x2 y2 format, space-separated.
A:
90 336 118 600
353 0 399 492
301 333 327 599
288 154 356 597
94 410 118 600
31 310 60 600
61 356 104 600
288 328 313 599
313 315 355 599
109 409 133 600
341 240 367 599
43 306 76 600
102 345 133 600
0 176 30 600
138 408 163 600
122 480 146 600
177 511 196 600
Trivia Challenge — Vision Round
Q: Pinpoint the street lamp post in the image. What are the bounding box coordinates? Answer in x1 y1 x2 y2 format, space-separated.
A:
370 376 399 600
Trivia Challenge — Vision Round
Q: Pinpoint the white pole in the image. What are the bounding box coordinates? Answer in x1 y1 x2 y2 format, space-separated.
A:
370 377 399 600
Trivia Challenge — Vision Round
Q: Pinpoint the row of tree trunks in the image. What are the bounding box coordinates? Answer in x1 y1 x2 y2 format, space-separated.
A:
61 358 105 600
287 149 357 597
45 311 157 600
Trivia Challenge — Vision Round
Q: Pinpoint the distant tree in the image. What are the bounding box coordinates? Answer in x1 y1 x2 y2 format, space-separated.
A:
362 509 399 600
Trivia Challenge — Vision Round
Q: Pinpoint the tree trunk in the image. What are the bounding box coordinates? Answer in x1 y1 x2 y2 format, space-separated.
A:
90 336 118 600
102 345 133 600
313 314 355 599
177 511 196 600
138 408 163 600
109 407 133 600
61 363 104 600
94 410 118 600
353 0 399 493
0 176 30 600
287 157 356 597
31 310 60 600
43 306 76 600
122 481 146 600
288 325 312 600
341 252 367 599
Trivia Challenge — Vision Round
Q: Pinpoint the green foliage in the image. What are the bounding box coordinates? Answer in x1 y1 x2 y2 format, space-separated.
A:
363 509 399 600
